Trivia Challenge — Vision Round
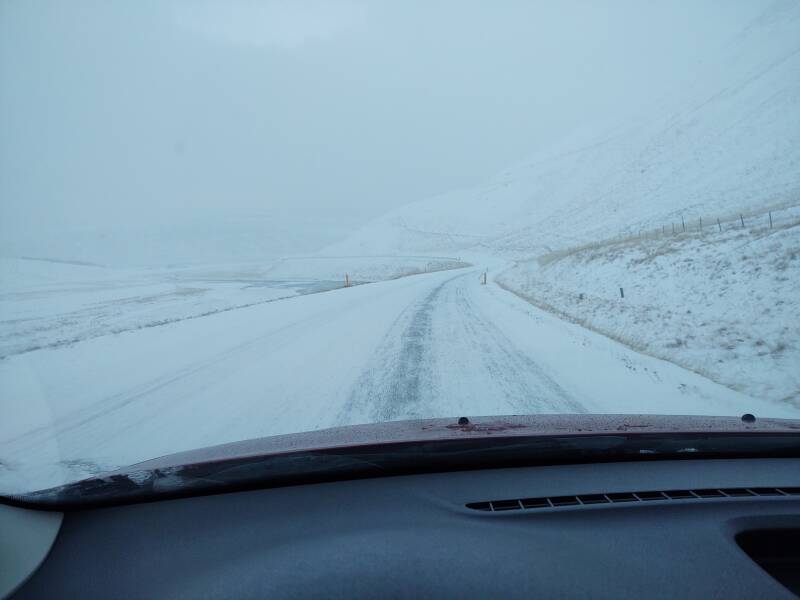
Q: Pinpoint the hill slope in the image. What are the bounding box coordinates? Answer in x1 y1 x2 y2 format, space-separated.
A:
325 0 800 258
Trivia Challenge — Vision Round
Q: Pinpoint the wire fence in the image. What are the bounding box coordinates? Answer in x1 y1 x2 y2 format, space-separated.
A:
626 205 797 241
539 201 800 266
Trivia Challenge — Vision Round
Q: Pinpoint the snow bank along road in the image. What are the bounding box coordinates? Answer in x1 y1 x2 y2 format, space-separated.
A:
1 265 796 493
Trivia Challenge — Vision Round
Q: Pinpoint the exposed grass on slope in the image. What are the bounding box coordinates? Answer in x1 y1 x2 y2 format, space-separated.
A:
498 204 800 407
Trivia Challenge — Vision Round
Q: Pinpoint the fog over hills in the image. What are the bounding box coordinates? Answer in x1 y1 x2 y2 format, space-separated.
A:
326 0 800 258
2 0 775 266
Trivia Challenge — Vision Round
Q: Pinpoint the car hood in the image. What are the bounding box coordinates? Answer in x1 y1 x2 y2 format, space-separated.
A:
128 413 799 471
7 413 800 509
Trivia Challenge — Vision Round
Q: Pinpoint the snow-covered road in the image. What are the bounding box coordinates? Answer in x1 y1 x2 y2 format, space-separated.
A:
340 270 586 424
1 265 795 493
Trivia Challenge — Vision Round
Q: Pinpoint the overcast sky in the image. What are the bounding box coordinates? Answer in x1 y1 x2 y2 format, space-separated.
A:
0 0 769 263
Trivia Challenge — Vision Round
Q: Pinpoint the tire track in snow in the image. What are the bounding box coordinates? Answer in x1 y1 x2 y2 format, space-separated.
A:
451 282 584 413
339 271 584 425
339 277 449 422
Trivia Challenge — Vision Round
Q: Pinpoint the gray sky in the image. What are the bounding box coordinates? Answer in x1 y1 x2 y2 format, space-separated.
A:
0 0 769 264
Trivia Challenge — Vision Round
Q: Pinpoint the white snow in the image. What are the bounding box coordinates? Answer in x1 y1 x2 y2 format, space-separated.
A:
2 264 792 494
0 256 466 359
0 258 327 360
497 206 800 405
325 1 800 259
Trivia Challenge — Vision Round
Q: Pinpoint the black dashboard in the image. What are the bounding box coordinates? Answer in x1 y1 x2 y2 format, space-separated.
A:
9 457 800 598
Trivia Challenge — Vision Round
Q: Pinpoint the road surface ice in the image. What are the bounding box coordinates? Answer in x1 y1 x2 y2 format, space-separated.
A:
1 264 795 493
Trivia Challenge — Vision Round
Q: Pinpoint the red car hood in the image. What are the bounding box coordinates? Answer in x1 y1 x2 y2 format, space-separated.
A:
9 413 800 509
130 413 799 471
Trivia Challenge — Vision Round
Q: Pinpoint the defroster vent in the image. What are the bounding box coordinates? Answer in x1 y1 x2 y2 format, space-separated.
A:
466 487 800 512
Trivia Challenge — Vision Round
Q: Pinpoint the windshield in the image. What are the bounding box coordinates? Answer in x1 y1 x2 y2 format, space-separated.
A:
1 0 799 497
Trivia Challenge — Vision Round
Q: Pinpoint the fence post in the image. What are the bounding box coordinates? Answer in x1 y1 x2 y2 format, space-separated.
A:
740 214 745 228
717 218 722 232
672 223 675 234
619 287 624 299
681 216 686 232
769 211 773 228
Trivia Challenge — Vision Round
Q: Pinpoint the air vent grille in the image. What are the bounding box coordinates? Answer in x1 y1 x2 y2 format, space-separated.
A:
466 487 800 512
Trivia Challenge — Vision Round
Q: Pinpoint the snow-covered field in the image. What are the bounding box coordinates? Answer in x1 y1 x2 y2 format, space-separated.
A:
0 256 466 360
1 258 319 360
497 205 800 406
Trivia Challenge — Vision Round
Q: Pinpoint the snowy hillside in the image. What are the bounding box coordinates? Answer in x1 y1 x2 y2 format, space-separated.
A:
498 205 800 405
324 0 800 258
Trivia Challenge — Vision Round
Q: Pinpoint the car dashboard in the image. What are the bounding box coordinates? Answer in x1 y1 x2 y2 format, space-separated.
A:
4 456 800 599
